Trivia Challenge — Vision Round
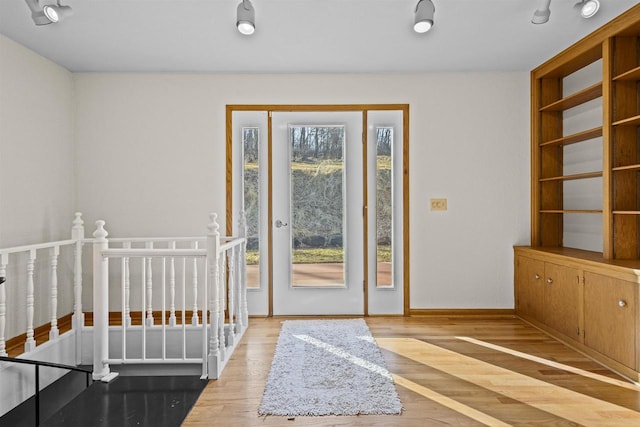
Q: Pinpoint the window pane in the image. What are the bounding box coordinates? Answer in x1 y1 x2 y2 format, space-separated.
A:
376 127 393 288
243 127 260 289
289 126 345 287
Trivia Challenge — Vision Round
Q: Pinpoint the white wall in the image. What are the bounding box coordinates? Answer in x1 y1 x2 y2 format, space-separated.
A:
74 72 530 310
0 34 76 339
0 34 75 246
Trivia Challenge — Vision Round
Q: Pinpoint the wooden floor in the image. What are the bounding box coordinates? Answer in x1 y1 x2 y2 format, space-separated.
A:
184 316 640 426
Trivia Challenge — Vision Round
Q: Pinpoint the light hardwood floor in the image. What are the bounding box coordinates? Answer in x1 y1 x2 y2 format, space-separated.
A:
183 316 640 426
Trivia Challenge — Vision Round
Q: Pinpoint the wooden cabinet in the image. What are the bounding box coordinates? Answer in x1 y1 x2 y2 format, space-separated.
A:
515 255 544 320
516 256 581 340
514 247 640 381
543 262 581 341
521 4 640 382
584 272 637 370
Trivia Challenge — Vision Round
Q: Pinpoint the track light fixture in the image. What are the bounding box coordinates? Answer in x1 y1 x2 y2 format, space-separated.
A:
531 0 551 24
533 0 600 25
25 0 73 26
414 0 435 33
237 0 256 35
576 0 600 19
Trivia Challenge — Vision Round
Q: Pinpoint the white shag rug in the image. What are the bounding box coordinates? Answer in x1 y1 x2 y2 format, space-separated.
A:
258 319 402 416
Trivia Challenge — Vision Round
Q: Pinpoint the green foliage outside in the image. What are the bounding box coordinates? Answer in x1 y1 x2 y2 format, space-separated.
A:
246 245 391 265
242 125 393 265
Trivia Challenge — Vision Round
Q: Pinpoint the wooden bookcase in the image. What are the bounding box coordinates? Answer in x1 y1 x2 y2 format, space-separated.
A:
531 4 640 260
520 4 640 382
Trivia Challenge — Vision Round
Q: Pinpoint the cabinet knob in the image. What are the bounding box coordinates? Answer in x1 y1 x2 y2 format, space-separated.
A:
546 278 553 284
534 274 540 280
618 300 627 308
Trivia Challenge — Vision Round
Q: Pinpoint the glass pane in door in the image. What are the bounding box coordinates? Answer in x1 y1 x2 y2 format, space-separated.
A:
376 127 393 288
243 127 260 289
289 125 345 287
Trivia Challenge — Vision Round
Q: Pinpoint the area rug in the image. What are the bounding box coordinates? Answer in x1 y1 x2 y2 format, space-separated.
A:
258 319 402 416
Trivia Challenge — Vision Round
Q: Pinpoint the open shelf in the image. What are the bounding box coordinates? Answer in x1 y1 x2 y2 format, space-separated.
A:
612 114 640 127
613 211 640 215
540 127 603 147
612 164 640 172
613 65 640 81
539 171 603 182
539 83 602 112
540 209 603 214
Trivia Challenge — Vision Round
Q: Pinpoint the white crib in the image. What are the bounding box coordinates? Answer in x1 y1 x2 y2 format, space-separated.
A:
0 212 248 415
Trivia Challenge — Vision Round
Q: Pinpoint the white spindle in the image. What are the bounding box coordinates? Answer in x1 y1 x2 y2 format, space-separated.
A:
218 250 226 358
239 210 249 328
145 242 154 326
49 246 60 340
24 249 36 352
123 242 131 327
120 242 129 360
181 257 187 359
0 253 8 357
207 213 221 378
227 248 236 344
93 220 112 380
141 255 147 360
162 256 167 359
191 241 199 326
169 241 177 327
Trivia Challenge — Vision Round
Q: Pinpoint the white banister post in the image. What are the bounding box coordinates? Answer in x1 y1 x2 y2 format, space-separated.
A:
145 242 154 326
123 242 131 327
169 241 177 327
218 251 226 360
49 246 60 340
72 213 84 364
24 249 37 353
92 220 111 380
227 248 236 344
207 213 221 378
0 253 8 357
191 241 199 326
72 212 85 328
239 210 248 328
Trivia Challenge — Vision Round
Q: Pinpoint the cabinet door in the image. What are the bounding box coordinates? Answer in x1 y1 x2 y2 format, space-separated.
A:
543 262 581 340
584 272 637 369
515 255 544 320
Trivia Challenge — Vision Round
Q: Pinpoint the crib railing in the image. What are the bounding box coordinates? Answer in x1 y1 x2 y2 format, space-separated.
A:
0 212 247 382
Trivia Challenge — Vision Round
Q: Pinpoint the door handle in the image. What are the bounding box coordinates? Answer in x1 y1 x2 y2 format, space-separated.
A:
275 219 288 228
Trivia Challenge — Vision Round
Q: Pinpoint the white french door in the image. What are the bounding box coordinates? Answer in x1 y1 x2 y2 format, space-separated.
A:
271 112 364 315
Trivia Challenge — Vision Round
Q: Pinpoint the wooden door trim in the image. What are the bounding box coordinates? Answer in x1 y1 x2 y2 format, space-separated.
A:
226 104 410 316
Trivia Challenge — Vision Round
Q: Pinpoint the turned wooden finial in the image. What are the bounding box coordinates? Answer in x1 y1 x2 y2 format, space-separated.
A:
73 212 84 228
93 220 108 241
208 213 220 236
72 212 85 240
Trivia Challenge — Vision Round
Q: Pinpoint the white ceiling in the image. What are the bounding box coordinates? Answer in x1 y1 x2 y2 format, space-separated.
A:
0 0 638 73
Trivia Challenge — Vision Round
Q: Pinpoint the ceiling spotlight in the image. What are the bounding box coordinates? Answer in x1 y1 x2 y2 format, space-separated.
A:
43 2 73 23
25 0 73 25
577 0 600 19
237 0 256 35
414 0 435 33
532 0 551 24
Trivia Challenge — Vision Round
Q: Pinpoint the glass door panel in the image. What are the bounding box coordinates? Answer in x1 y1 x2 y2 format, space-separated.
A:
289 125 346 287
